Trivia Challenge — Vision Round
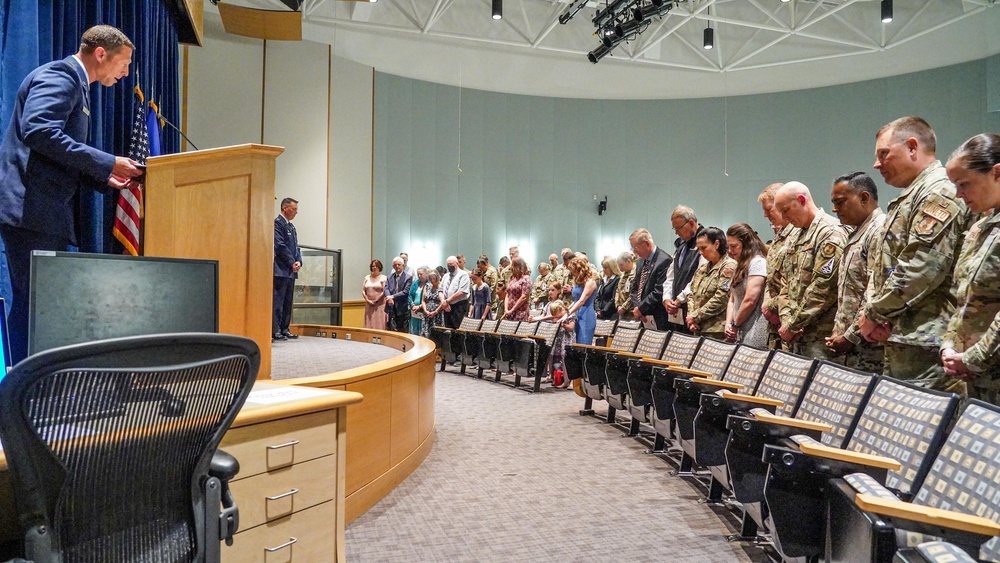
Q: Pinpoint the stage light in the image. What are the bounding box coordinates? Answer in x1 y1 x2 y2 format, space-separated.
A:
614 19 643 39
881 0 892 23
632 0 673 23
492 0 502 20
588 44 613 64
703 26 714 49
558 0 588 25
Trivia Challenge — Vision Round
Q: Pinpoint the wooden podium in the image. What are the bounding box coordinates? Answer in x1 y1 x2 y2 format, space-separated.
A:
143 144 283 379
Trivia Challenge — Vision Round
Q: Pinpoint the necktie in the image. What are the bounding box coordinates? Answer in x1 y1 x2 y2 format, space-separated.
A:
638 260 650 296
678 243 687 266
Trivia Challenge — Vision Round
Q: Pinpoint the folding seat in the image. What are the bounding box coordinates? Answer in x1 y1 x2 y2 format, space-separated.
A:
722 361 877 542
602 329 670 431
482 320 522 381
471 319 501 377
626 333 702 446
687 349 817 501
495 321 538 385
454 317 484 375
894 541 980 563
430 323 458 371
670 344 771 475
593 319 618 346
573 323 643 422
760 377 960 561
825 399 1000 563
511 321 561 393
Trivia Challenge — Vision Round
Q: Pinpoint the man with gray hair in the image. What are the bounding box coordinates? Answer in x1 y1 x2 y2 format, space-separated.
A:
629 228 671 329
662 205 705 332
385 256 414 333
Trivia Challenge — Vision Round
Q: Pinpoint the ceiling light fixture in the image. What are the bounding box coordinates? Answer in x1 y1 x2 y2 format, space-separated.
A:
588 44 613 64
703 26 714 49
881 0 892 23
492 0 502 20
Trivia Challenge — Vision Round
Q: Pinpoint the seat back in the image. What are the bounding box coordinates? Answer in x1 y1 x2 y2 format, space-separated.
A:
632 330 669 359
846 377 960 495
607 325 643 352
791 361 876 447
458 317 482 332
535 321 559 346
752 350 817 418
496 320 521 335
612 320 641 333
721 346 772 390
0 333 259 563
594 319 617 339
686 337 736 375
479 319 500 333
516 321 539 336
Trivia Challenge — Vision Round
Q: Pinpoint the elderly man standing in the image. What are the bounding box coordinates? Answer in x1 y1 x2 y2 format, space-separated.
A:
385 257 413 333
629 228 671 330
441 255 471 329
826 172 886 371
774 182 847 359
758 183 797 349
859 116 967 391
662 206 705 332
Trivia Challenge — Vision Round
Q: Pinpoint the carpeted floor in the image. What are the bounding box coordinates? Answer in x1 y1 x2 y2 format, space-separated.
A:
345 368 767 562
270 336 403 379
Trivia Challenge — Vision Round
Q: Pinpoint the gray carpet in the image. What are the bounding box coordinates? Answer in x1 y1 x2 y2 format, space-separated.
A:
270 336 403 379
346 370 765 562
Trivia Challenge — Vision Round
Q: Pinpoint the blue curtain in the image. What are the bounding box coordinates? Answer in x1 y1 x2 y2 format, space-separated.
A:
0 0 180 307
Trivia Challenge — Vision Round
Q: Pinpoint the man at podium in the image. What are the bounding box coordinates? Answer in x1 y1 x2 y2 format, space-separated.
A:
0 24 144 364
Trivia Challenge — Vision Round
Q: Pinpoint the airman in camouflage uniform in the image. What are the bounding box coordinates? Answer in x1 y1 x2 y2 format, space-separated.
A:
826 172 886 372
552 248 574 302
860 117 967 393
939 133 1000 403
615 252 636 321
682 249 736 340
775 182 847 360
531 263 554 309
758 183 798 350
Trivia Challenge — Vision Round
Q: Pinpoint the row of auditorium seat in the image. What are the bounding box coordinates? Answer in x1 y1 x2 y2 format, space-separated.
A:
562 325 1000 563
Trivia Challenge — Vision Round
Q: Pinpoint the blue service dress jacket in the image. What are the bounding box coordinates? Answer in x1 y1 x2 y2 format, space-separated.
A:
0 56 116 244
273 214 302 279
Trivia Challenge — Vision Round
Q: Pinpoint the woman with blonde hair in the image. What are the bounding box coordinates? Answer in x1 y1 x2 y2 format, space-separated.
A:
566 257 597 344
594 256 621 320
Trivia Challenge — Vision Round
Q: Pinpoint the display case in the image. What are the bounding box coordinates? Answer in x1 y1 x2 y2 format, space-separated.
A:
292 245 342 326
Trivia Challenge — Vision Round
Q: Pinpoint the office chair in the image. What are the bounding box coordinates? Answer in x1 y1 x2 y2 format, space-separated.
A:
0 333 259 563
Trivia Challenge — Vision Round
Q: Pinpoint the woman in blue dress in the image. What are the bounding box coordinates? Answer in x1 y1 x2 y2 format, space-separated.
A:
566 257 598 345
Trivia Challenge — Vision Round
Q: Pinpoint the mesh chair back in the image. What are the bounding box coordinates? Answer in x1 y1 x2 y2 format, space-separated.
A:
632 330 668 359
0 334 259 563
534 322 559 346
496 320 521 335
480 319 500 333
607 325 643 352
846 377 959 495
613 320 641 333
721 346 771 390
458 317 482 331
516 321 539 336
753 350 816 418
686 337 735 375
792 362 876 447
594 319 617 337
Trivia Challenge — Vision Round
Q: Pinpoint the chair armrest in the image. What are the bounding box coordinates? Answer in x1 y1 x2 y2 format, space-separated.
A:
798 440 901 471
855 494 1000 537
669 366 712 378
642 358 680 367
510 333 541 339
690 376 742 391
210 449 240 482
571 343 612 351
720 390 783 407
751 411 833 432
615 351 644 359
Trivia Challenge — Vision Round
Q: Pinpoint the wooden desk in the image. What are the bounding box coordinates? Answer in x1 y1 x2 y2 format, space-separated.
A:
0 382 362 563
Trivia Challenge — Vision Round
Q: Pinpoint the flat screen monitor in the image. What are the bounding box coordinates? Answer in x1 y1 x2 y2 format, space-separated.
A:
0 297 11 374
28 252 219 355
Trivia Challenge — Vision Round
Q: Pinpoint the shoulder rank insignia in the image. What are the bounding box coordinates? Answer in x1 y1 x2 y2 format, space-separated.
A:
820 242 837 259
819 257 836 276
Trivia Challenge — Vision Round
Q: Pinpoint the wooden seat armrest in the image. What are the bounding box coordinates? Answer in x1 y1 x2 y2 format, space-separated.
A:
797 441 901 471
615 351 645 359
690 377 742 391
642 358 680 367
720 391 783 407
669 366 712 378
751 411 833 432
571 343 612 351
855 494 1000 537
510 333 540 339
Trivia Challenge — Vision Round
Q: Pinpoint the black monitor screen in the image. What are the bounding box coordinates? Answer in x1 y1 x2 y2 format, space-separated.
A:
28 252 218 355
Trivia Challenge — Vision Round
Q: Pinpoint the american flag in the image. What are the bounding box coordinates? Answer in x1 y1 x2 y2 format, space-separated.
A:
112 86 150 256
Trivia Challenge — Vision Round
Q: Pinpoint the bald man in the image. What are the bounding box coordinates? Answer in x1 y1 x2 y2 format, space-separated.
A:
774 181 847 360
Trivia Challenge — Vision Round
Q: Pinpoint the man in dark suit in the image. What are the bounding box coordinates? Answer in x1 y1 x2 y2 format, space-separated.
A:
663 206 705 333
384 256 413 333
0 25 143 363
273 197 303 341
629 228 671 330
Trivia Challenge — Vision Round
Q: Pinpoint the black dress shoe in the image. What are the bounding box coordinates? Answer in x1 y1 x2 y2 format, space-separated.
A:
272 332 287 341
281 330 298 339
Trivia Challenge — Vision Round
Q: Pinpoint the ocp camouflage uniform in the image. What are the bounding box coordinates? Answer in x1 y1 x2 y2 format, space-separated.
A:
765 224 799 349
833 208 886 373
552 263 573 305
615 268 636 321
779 211 846 360
863 161 968 393
686 256 737 340
942 210 1000 404
482 265 499 292
531 273 554 309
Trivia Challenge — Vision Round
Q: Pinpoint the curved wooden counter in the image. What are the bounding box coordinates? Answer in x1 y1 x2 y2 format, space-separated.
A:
284 325 437 524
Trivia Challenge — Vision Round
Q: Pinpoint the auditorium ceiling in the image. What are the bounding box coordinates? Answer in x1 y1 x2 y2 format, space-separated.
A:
209 0 1000 99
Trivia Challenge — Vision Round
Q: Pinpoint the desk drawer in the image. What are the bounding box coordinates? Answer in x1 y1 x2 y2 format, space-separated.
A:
222 411 337 477
223 500 337 563
231 454 337 530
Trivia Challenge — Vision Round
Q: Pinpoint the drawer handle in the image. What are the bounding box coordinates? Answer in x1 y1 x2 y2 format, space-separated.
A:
264 537 298 552
266 488 300 501
266 440 300 450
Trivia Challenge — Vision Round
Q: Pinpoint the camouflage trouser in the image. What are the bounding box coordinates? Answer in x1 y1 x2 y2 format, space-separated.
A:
843 342 885 374
793 335 840 362
883 342 967 398
969 378 1000 405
